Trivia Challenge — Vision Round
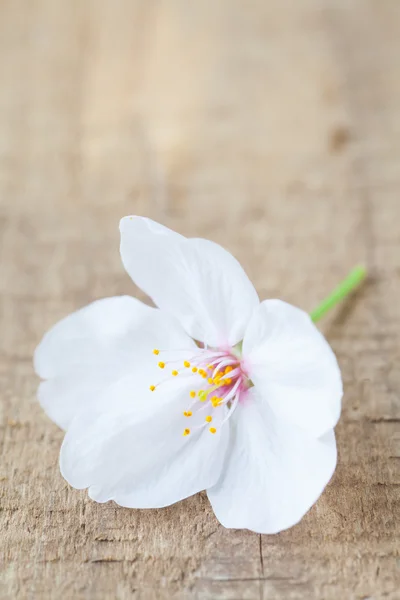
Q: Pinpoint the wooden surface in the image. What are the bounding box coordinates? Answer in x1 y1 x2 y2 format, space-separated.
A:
0 1 399 598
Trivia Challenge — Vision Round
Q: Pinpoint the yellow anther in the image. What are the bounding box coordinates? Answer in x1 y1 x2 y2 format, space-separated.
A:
205 415 212 423
209 427 217 434
225 365 233 373
198 390 207 402
172 370 179 376
211 397 222 408
207 364 214 370
184 361 191 368
198 369 205 376
183 428 191 436
158 362 165 369
190 391 196 399
183 411 192 417
208 378 214 385
192 367 198 373
153 349 160 355
149 385 156 392
202 373 207 379
225 378 232 385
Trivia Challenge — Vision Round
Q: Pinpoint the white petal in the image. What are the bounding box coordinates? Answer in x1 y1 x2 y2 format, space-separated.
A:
35 296 196 429
207 391 337 534
60 376 230 508
120 216 259 347
242 300 342 437
35 296 151 379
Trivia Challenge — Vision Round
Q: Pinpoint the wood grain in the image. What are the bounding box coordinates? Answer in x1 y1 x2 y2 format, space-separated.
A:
0 1 399 598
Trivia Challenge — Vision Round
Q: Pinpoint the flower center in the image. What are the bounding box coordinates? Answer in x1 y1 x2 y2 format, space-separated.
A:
150 345 249 437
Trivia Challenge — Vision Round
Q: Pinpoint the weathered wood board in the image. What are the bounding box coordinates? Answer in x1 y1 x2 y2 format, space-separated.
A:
0 1 399 598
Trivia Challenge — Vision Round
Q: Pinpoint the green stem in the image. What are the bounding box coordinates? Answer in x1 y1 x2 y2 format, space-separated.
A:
310 265 367 323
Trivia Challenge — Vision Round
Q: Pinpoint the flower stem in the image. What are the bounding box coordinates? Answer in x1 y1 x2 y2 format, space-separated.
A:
310 265 367 323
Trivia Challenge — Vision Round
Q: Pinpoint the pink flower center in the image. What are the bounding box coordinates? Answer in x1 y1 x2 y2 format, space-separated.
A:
150 346 250 437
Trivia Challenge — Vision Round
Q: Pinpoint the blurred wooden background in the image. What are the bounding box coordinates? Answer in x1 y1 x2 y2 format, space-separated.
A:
0 1 399 598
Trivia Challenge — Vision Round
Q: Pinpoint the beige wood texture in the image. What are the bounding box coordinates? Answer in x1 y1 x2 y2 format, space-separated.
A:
0 1 399 598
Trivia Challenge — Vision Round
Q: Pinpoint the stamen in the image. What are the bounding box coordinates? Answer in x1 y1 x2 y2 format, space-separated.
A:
224 367 241 379
212 359 236 379
151 345 247 437
211 397 222 407
220 378 242 404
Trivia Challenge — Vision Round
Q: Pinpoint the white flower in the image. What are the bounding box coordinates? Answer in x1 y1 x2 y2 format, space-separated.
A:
34 216 342 534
